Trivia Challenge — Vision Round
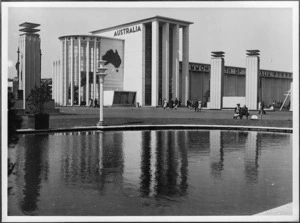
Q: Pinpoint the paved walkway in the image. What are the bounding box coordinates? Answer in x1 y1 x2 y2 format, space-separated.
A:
254 203 293 216
19 106 293 129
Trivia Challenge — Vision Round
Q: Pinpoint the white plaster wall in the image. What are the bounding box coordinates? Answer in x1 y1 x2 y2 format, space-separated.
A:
222 97 246 108
94 25 143 105
104 90 114 106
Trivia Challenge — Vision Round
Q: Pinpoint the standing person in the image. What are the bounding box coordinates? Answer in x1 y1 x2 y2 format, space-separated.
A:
163 98 168 110
174 98 179 110
89 98 93 108
198 100 202 112
258 99 266 115
194 99 199 112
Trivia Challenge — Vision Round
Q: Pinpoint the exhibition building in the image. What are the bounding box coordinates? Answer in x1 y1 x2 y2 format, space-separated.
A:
52 16 292 109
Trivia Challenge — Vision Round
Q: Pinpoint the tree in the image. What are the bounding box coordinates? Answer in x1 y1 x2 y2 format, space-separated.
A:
26 82 52 114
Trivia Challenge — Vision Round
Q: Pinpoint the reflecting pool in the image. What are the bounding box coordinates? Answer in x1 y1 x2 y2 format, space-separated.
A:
8 130 292 216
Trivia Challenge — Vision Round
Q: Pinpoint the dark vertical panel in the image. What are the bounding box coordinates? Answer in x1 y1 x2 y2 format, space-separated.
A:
190 71 201 101
159 26 163 103
145 24 152 105
169 26 173 100
236 75 245 96
224 74 236 96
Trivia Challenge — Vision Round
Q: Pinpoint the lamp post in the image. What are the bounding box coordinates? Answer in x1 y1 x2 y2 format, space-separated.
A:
96 60 108 126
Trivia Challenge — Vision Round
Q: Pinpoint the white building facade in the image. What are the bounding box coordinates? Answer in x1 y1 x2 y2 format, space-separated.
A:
53 35 124 106
90 16 193 106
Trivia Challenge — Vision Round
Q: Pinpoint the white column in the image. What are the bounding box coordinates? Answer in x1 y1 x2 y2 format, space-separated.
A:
55 61 58 105
86 40 90 106
141 23 146 106
93 39 97 100
78 38 81 106
182 26 190 105
172 24 180 99
70 38 74 106
64 38 68 106
59 60 62 106
245 56 260 109
151 20 159 106
60 40 64 106
52 62 55 101
289 82 293 111
162 22 169 101
210 57 224 109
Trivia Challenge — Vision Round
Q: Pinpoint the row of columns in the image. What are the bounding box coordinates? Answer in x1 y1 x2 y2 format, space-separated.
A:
150 21 189 106
53 36 101 106
209 50 260 110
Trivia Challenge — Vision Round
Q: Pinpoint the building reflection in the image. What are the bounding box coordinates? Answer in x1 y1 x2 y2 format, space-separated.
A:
140 130 188 198
98 131 124 191
209 130 224 178
139 131 152 197
244 131 260 184
58 131 124 192
18 134 49 215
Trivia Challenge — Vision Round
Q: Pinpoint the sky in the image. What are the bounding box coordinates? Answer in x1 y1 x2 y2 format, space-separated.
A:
3 2 295 79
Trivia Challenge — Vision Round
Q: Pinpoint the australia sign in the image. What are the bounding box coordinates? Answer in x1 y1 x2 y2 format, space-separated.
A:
114 25 141 37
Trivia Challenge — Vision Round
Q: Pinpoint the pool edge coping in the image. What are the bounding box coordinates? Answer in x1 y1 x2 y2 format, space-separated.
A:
16 124 293 134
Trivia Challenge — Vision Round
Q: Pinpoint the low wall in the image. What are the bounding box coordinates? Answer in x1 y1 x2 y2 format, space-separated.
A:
104 91 114 106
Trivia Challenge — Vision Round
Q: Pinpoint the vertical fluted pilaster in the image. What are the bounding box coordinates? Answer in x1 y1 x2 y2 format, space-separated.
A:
245 55 260 109
78 38 81 106
151 20 159 106
162 22 169 101
172 24 180 99
70 37 74 106
182 26 190 105
86 40 90 106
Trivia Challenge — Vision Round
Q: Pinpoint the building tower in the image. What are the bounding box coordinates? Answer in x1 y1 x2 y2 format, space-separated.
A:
18 22 41 109
245 50 260 110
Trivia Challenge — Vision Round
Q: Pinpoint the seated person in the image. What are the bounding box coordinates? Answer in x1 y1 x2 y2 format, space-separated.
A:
233 103 241 119
240 105 250 119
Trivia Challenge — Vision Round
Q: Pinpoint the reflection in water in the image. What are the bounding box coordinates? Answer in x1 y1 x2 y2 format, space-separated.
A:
140 131 152 197
244 132 260 184
209 131 224 178
177 131 188 194
59 131 124 191
20 134 49 215
152 131 188 197
9 130 292 216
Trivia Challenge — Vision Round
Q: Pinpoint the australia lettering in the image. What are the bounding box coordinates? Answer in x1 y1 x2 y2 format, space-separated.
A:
114 26 141 37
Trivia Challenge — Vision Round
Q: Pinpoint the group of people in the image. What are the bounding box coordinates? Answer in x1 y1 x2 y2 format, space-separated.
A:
233 103 250 119
233 99 266 119
163 98 180 110
88 98 99 108
187 99 202 112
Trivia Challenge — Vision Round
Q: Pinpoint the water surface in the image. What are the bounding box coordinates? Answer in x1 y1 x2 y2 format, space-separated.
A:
8 130 292 216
